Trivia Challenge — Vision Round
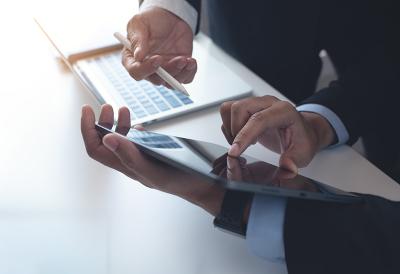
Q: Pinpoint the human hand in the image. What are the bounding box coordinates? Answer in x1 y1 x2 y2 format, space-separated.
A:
81 104 224 216
122 7 197 86
219 96 336 173
211 155 296 185
224 156 318 192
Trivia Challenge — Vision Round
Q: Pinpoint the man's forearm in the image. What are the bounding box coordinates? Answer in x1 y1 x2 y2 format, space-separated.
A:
284 195 400 274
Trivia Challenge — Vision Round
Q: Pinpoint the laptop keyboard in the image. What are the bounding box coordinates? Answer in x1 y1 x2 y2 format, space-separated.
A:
91 52 193 120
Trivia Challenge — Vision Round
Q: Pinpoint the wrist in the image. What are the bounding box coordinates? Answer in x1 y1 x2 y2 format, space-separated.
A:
139 0 198 34
301 112 337 150
193 186 226 217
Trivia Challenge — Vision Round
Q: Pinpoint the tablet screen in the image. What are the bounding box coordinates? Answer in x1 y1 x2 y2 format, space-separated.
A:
97 124 361 203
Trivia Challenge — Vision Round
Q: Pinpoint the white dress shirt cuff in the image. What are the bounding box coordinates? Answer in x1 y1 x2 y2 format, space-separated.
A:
140 0 198 34
246 194 287 263
297 104 350 146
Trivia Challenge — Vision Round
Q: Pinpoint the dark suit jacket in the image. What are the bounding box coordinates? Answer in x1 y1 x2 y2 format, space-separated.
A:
185 1 400 273
141 1 400 272
187 0 399 144
188 0 323 103
285 195 400 274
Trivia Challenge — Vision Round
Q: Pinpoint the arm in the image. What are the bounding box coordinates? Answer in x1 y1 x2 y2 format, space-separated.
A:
139 0 200 34
122 0 200 86
284 195 400 274
297 2 399 145
246 195 287 262
219 96 335 173
230 188 400 272
82 105 400 270
81 107 289 264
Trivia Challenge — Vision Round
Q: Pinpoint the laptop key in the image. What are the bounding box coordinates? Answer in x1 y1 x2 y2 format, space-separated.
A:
136 95 147 101
132 109 147 118
144 105 159 115
158 88 169 95
141 100 152 107
155 101 170 111
180 97 193 105
163 95 182 108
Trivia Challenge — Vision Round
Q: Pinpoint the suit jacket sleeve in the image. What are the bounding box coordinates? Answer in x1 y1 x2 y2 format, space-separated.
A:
298 1 399 145
284 195 400 274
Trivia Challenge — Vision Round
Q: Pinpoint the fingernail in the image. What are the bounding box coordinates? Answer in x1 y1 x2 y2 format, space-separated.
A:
177 59 186 69
152 59 161 68
226 157 232 169
134 124 145 131
228 143 240 157
186 61 196 71
81 105 88 114
289 163 298 174
134 47 141 58
103 135 119 152
282 158 298 174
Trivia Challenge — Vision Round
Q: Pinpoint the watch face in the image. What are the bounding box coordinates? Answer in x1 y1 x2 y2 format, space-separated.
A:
214 190 252 237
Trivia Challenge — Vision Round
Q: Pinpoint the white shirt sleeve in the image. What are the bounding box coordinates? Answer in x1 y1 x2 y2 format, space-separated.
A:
140 0 198 34
297 104 350 146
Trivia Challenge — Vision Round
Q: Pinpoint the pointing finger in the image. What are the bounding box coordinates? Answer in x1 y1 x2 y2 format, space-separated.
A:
122 49 162 81
230 96 279 138
127 17 150 62
228 101 298 157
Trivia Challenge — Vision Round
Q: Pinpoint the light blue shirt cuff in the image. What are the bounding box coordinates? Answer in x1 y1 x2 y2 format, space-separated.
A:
297 104 350 146
246 194 287 264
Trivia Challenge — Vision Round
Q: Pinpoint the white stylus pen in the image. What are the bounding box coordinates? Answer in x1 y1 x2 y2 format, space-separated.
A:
114 32 190 96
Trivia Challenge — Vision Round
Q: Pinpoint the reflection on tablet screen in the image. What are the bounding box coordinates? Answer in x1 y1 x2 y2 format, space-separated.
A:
210 154 322 193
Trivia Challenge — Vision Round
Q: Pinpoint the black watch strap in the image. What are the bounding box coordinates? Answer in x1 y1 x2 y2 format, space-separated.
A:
214 190 253 236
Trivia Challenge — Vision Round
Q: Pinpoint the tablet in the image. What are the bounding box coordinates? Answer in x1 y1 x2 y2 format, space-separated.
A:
95 123 362 203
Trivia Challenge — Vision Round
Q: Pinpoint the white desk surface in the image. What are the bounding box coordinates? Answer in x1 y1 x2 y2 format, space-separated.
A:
1 7 400 274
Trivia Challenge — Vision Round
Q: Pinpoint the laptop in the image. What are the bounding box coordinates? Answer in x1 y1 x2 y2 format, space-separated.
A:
35 14 252 125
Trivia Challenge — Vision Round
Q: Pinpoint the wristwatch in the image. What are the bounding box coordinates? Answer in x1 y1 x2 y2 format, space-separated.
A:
213 190 253 237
